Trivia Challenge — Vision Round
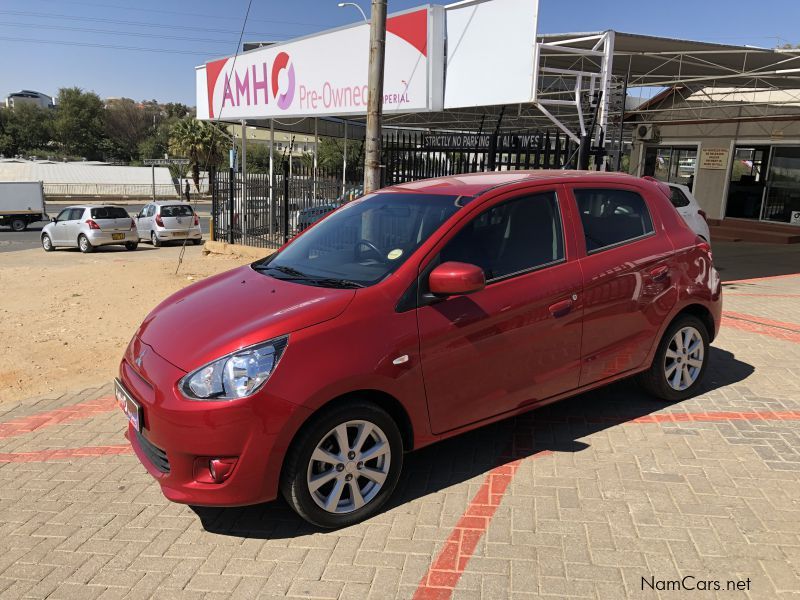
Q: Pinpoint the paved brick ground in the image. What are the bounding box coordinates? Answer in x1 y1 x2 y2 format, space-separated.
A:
1 242 799 599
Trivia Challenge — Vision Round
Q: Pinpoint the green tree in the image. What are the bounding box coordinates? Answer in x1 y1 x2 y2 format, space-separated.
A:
168 118 228 191
104 98 161 161
53 87 105 159
0 103 53 156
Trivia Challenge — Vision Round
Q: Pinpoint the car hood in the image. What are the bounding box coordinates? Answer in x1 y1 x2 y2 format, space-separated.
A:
137 265 356 372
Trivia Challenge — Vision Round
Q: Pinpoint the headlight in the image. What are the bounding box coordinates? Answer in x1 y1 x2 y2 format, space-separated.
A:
180 336 288 400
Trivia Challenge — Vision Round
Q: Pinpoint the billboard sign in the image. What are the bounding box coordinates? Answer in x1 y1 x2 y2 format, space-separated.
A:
197 5 444 120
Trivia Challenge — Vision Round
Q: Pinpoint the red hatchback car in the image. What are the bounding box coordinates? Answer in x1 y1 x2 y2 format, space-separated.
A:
116 171 722 528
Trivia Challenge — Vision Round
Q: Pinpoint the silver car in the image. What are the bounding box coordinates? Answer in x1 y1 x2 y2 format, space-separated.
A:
41 205 138 253
136 202 202 247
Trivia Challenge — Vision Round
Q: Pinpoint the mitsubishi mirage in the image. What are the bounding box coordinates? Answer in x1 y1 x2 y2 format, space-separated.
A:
116 171 722 528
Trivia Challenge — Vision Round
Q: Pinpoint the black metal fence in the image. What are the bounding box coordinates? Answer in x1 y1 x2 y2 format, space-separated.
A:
211 162 362 249
211 128 577 248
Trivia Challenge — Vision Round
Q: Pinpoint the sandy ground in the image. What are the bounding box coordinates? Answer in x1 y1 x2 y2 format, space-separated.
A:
0 244 256 404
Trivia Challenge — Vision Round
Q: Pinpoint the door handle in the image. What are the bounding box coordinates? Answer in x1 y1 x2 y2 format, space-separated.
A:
549 298 574 318
649 265 670 282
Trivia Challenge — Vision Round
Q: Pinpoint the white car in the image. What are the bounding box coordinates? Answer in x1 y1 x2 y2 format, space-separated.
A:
666 183 711 242
41 205 138 253
135 202 203 247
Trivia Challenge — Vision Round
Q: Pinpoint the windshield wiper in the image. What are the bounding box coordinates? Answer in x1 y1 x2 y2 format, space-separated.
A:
311 278 365 289
257 264 309 278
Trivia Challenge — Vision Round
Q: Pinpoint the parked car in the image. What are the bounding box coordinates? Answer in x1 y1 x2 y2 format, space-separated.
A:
1 181 47 231
116 171 721 528
135 202 202 247
42 205 137 252
666 182 711 242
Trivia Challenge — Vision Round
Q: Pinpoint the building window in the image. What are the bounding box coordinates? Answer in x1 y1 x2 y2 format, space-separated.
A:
643 146 698 190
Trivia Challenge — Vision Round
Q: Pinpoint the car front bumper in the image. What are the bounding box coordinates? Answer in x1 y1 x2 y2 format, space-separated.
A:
118 336 310 506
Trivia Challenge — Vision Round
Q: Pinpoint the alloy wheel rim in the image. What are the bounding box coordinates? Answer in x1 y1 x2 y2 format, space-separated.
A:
664 326 704 391
80 237 88 251
43 236 50 249
306 420 390 514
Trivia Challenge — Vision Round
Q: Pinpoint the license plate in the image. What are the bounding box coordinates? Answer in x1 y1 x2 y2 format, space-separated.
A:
174 231 188 236
112 233 124 240
115 379 142 432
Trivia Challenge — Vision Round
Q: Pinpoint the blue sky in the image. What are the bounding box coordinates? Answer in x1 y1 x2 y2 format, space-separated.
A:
1 0 797 105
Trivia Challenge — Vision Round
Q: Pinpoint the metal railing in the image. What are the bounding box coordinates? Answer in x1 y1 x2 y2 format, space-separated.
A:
43 183 181 197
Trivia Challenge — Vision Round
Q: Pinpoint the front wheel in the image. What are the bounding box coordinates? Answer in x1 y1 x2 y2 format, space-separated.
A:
281 402 403 529
41 234 54 252
638 315 709 401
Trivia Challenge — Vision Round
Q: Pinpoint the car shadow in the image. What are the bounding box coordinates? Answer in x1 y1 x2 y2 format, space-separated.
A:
190 347 753 539
58 245 158 253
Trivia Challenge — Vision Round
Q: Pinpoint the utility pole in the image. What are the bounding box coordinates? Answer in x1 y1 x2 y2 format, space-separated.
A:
363 0 387 194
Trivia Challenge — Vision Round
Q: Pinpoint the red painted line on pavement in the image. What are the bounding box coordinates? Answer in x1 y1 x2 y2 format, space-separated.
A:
724 272 800 285
412 408 800 599
725 293 800 298
722 311 800 344
0 396 117 440
0 445 131 463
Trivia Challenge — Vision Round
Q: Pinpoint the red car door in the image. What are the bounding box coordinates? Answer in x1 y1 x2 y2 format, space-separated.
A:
416 186 584 435
567 184 678 387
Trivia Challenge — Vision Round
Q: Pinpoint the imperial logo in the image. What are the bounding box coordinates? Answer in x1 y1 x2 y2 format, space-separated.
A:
271 52 295 110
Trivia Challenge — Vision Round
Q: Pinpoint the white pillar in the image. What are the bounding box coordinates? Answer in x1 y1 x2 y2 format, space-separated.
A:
269 119 274 237
312 117 318 201
343 120 348 195
598 30 615 171
240 120 247 238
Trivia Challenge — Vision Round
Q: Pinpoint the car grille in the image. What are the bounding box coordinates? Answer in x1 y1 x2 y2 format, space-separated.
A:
135 429 170 474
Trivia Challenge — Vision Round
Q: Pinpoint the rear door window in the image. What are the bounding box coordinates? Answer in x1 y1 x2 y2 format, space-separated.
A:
91 207 129 219
68 208 86 221
160 205 194 218
574 188 654 253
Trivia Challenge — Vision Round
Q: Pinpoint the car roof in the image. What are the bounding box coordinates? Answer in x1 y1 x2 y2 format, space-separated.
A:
152 201 191 206
381 170 642 197
60 204 126 210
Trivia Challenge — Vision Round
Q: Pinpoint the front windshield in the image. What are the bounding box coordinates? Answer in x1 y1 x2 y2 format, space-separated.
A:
254 192 470 287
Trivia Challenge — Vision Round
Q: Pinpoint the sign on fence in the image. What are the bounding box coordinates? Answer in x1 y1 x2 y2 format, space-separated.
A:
143 159 190 166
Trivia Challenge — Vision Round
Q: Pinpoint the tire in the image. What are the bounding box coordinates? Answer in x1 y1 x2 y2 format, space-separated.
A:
638 314 709 401
41 234 54 252
78 234 94 253
151 232 161 247
10 218 26 232
281 401 404 529
125 242 138 251
192 238 203 246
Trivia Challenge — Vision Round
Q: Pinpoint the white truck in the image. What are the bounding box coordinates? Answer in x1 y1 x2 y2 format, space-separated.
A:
0 181 48 231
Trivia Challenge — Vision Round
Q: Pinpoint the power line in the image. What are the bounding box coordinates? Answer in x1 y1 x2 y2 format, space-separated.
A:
0 35 213 56
23 0 326 29
0 9 299 37
0 21 240 45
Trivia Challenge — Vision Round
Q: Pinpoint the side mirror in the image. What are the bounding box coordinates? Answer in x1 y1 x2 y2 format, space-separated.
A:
50 217 57 223
429 261 485 296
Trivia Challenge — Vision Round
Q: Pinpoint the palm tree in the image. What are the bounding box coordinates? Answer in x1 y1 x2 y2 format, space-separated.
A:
168 118 228 192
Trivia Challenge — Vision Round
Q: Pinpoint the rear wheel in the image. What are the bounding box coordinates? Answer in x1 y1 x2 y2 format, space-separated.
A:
78 234 94 253
151 232 161 247
10 218 26 232
41 234 53 252
192 238 203 246
125 242 138 251
638 315 709 401
281 402 403 529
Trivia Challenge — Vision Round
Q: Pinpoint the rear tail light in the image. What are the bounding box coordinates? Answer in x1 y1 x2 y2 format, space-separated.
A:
85 219 100 230
193 214 199 226
129 218 136 230
698 209 708 223
155 214 164 227
696 237 712 259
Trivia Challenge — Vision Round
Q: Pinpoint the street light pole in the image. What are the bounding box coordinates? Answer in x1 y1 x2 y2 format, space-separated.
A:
364 0 386 194
337 2 368 22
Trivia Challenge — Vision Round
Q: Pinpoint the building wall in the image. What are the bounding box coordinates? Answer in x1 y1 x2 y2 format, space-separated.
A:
630 117 800 220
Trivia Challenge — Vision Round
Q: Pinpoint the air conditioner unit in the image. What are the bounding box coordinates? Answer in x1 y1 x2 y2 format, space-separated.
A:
635 124 660 141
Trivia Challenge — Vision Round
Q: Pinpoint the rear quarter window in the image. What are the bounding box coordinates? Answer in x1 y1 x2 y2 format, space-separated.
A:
669 187 691 208
574 188 654 253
